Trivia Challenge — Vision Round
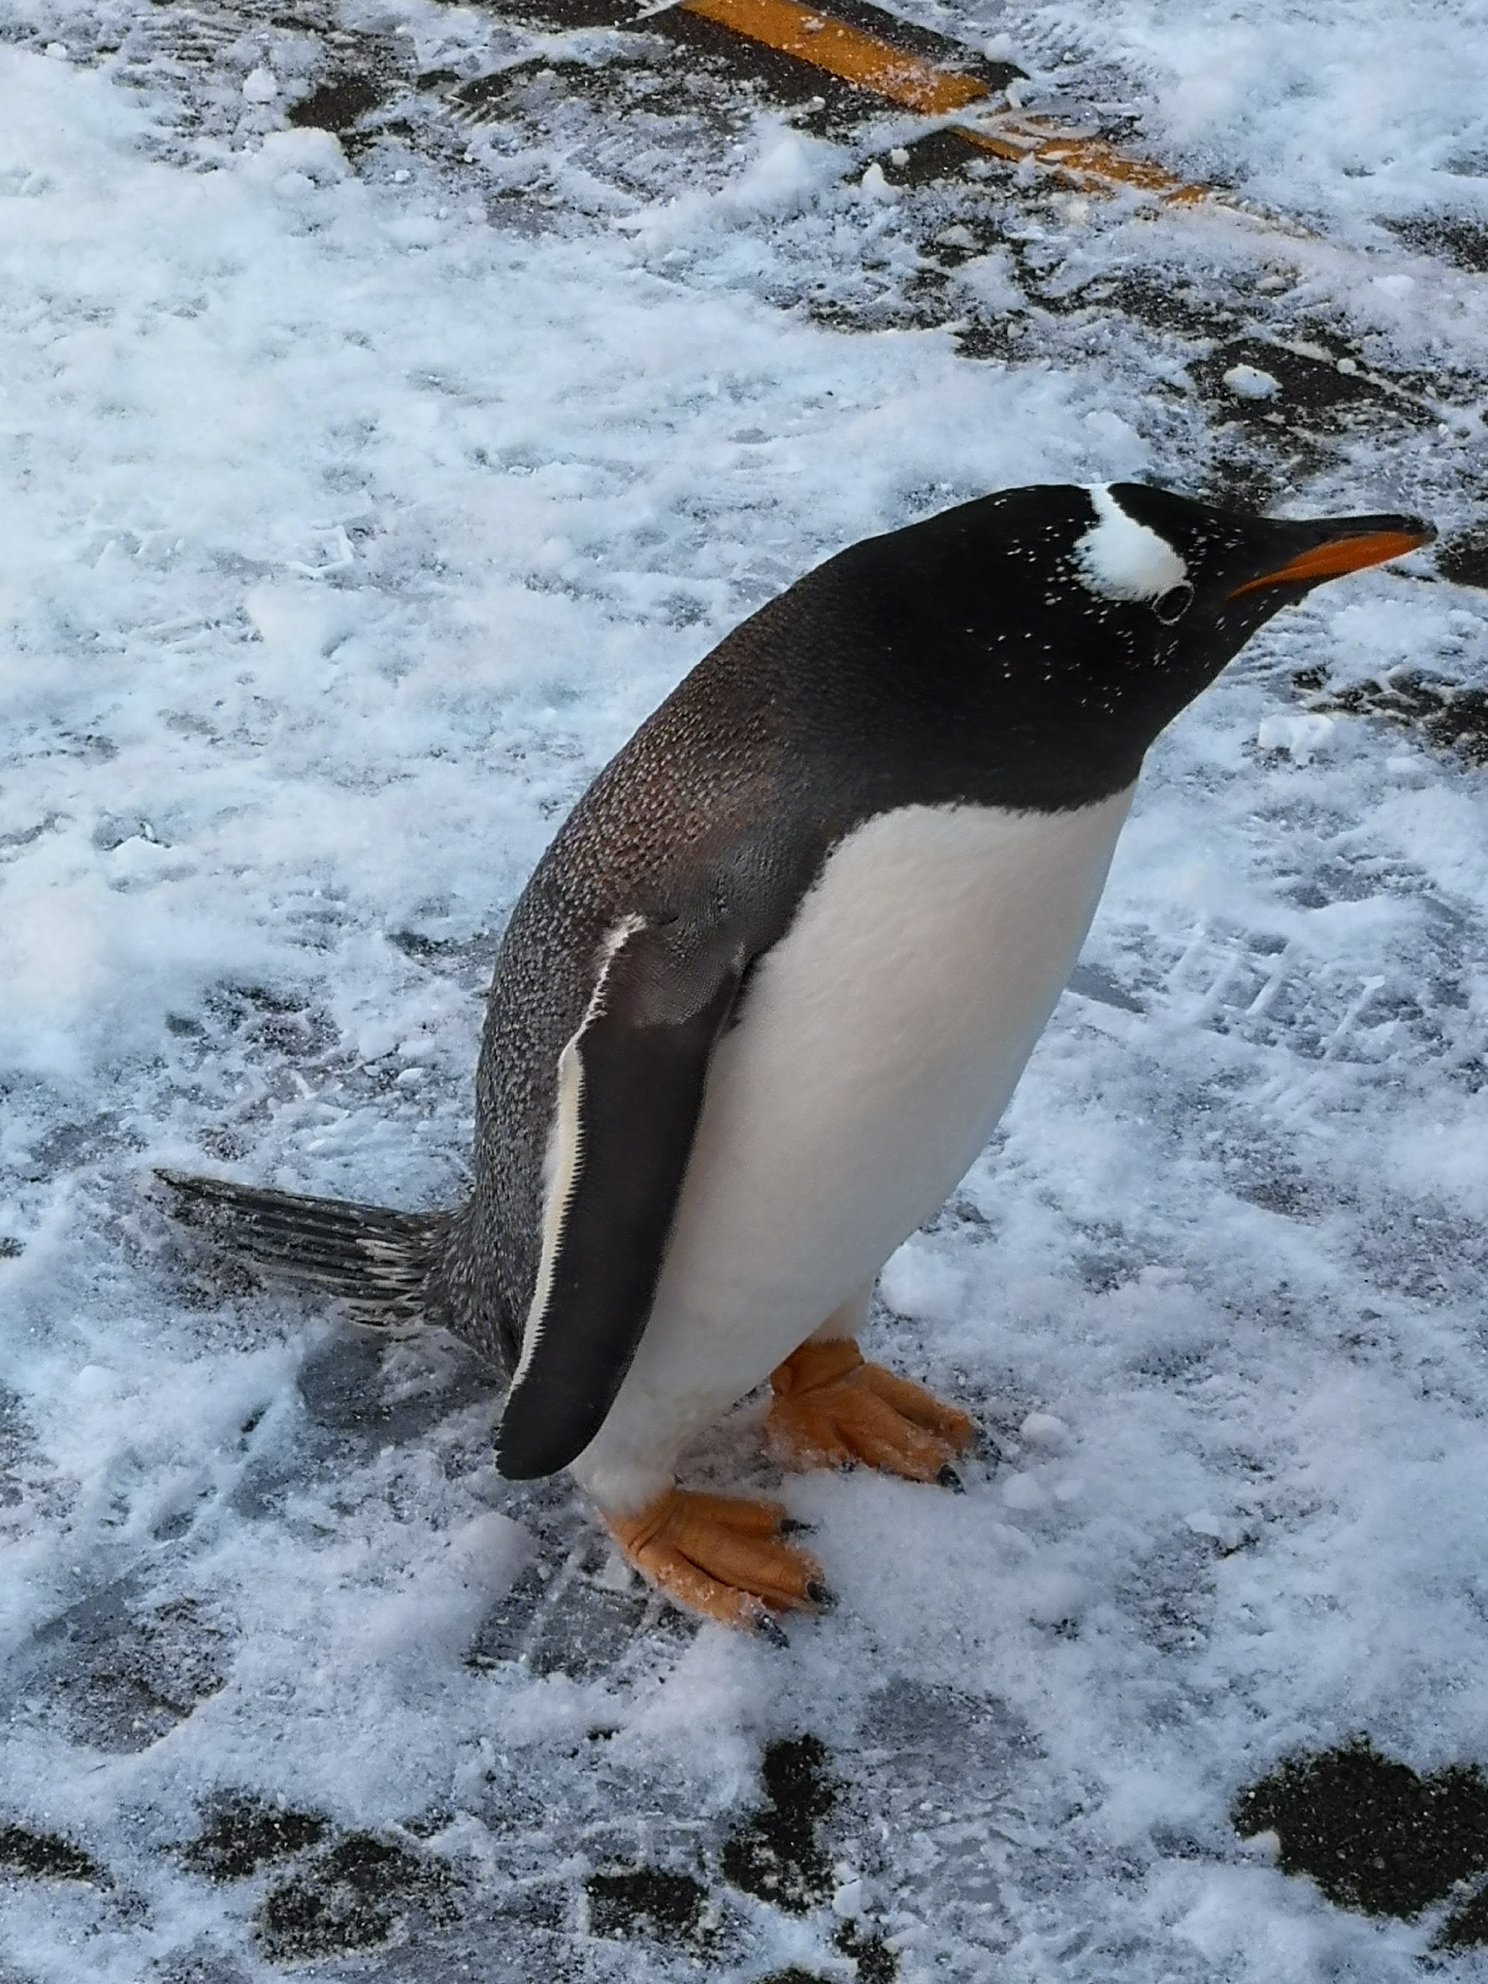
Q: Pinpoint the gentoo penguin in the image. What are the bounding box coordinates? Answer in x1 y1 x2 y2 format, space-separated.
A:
163 482 1432 1628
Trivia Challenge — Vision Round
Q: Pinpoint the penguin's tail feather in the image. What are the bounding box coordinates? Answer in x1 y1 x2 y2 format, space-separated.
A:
156 1168 452 1327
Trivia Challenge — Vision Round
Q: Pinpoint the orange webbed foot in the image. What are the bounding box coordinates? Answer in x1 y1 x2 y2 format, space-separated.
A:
601 1487 827 1629
766 1338 974 1484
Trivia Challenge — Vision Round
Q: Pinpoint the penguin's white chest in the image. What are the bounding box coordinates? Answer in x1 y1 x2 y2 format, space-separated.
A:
572 789 1133 1506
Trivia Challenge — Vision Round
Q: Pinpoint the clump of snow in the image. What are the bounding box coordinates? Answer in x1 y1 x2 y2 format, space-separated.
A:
1257 710 1338 762
1224 362 1280 400
1018 1410 1069 1448
880 1240 969 1323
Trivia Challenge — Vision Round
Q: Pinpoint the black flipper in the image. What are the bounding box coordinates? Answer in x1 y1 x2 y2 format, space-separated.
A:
157 1170 453 1328
494 918 745 1481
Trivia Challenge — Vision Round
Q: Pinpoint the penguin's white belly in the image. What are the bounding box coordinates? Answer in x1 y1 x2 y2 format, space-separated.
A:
570 789 1133 1508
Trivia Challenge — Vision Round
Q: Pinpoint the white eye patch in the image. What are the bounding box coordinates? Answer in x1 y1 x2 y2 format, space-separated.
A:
1075 484 1188 602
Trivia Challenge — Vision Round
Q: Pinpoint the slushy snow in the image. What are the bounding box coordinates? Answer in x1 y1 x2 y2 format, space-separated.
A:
3 4 1488 1980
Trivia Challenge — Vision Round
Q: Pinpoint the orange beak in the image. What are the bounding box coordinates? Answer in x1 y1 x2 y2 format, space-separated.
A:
1229 529 1433 599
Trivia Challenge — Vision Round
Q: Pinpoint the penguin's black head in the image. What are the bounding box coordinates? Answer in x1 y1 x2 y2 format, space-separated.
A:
1054 480 1432 777
820 480 1435 810
1078 482 1434 701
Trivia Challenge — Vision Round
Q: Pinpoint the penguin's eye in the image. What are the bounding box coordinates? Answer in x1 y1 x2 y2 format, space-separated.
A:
1153 582 1194 625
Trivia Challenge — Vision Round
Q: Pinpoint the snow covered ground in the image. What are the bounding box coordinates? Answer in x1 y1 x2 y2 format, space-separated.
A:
2 0 1488 1977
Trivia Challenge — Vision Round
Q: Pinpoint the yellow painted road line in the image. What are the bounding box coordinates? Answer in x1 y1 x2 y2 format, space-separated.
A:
679 0 987 116
956 113 1207 205
677 0 1207 204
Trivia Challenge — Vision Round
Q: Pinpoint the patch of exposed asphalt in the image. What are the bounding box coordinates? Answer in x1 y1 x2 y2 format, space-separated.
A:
286 68 386 135
1384 214 1488 274
719 1734 899 1979
0 1824 108 1885
1233 1738 1488 1945
1437 525 1488 590
178 1794 329 1881
585 1864 711 1944
256 1830 460 1961
1438 1883 1488 1951
756 1924 897 1984
723 1734 839 1914
1191 334 1434 436
1295 667 1488 766
832 1919 899 1980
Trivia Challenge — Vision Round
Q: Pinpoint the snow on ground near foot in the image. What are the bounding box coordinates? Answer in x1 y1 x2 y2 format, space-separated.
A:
2 17 1488 1984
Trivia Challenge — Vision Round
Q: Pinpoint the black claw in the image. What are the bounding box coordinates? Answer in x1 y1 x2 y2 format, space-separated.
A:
936 1464 966 1494
780 1517 817 1536
806 1581 837 1611
756 1611 791 1649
